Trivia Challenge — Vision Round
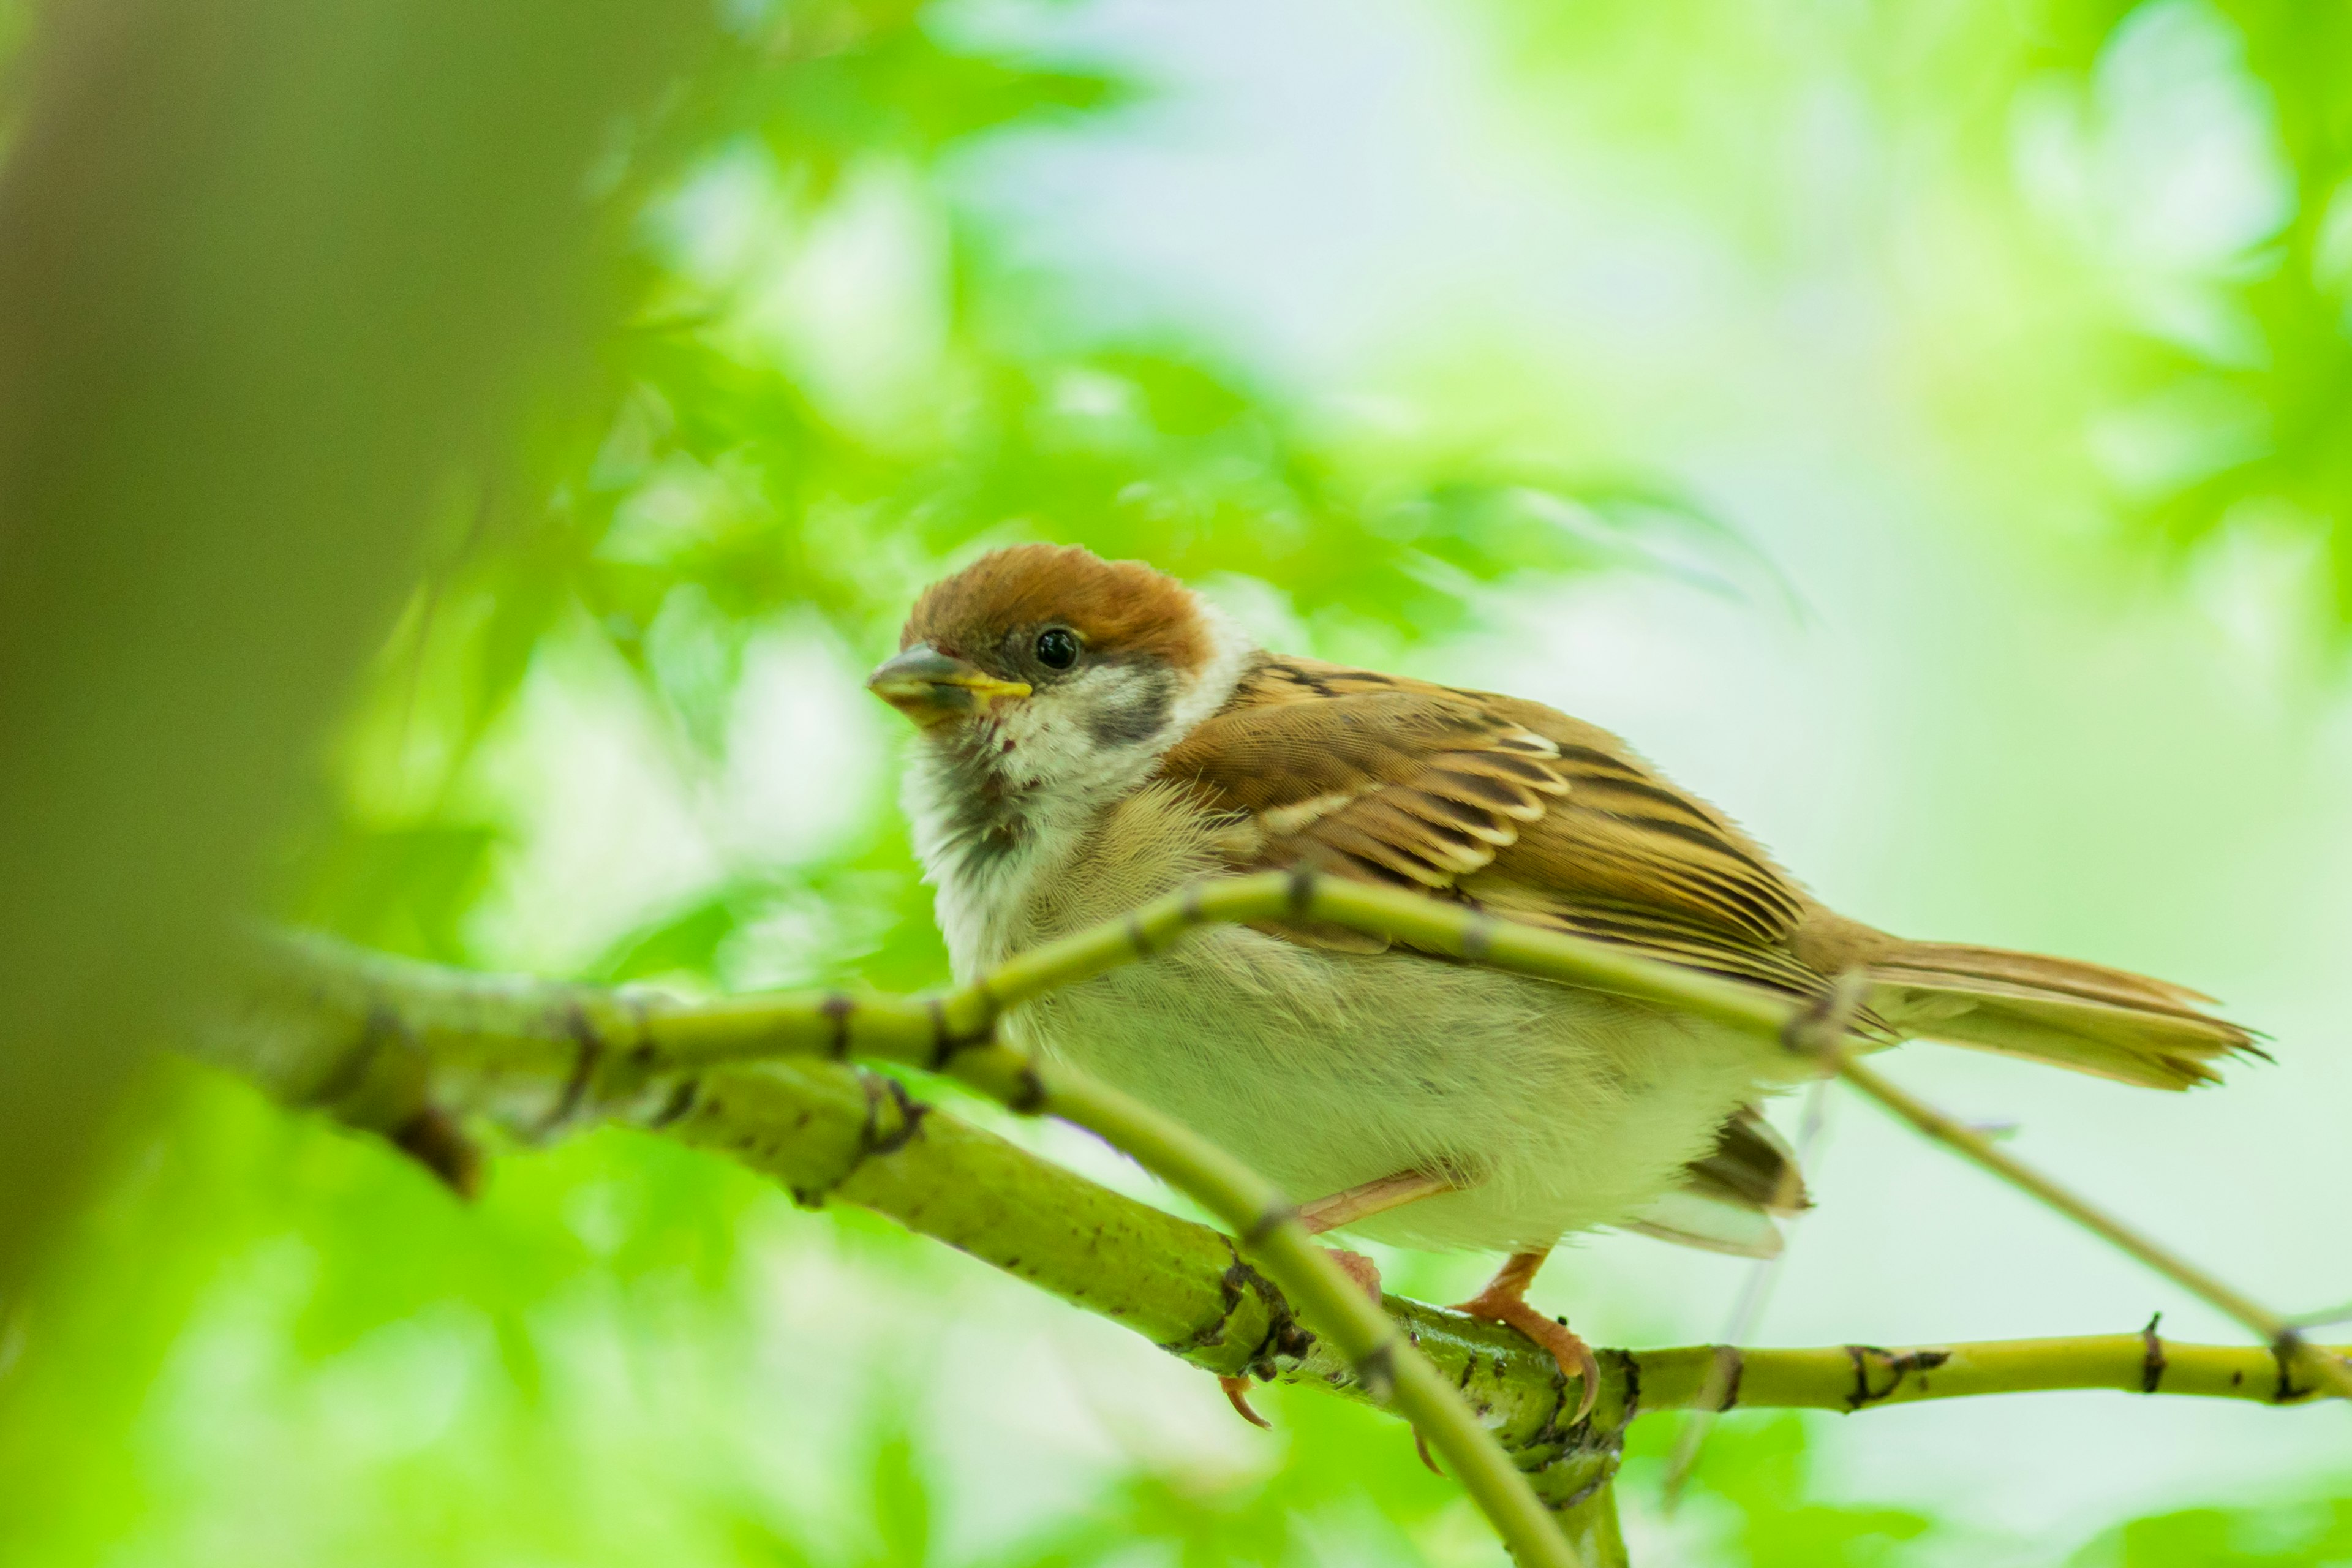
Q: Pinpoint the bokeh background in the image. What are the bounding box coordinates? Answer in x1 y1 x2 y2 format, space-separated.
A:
4 0 2350 1563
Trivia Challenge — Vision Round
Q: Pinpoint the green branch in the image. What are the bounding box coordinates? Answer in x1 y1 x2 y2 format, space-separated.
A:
195 872 2348 1561
196 929 2342 1439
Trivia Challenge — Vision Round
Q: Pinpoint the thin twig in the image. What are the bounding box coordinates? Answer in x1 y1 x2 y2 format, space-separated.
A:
1634 1332 2346 1410
2291 1300 2352 1329
1834 1058 2352 1404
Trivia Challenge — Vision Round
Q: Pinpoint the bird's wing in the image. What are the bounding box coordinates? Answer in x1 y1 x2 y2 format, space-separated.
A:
1160 655 1841 1003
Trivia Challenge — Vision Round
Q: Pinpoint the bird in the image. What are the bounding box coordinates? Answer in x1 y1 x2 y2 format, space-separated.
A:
866 542 2256 1423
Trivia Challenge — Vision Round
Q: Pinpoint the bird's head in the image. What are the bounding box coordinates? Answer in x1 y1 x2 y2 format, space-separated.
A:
870 544 1252 825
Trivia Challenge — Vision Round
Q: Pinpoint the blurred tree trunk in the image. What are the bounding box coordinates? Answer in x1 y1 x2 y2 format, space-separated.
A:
0 0 703 1295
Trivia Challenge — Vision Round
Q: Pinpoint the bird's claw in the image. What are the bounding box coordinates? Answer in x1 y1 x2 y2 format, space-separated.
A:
1219 1373 1272 1429
1453 1287 1601 1422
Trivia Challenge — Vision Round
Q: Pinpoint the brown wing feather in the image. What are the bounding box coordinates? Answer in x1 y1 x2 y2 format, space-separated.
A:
1163 656 1839 1006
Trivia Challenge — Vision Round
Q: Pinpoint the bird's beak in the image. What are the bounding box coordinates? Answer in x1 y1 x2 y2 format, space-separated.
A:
867 644 1032 728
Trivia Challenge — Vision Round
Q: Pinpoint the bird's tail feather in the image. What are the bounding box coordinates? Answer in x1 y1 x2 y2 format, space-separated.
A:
1868 942 2261 1090
1626 1107 1807 1259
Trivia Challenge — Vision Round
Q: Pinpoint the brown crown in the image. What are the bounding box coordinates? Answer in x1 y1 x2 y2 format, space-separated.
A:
902 543 1207 672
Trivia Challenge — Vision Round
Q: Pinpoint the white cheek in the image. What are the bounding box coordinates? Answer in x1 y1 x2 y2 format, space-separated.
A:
996 667 1166 795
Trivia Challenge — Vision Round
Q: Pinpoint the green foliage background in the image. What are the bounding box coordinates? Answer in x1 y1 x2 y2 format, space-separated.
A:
4 1 2350 1563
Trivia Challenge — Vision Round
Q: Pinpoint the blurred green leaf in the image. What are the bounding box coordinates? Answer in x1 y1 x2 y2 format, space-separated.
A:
2074 1495 2352 1567
1621 1414 1940 1568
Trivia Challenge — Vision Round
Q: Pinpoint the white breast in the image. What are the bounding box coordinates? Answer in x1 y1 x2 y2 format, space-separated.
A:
917 780 1803 1254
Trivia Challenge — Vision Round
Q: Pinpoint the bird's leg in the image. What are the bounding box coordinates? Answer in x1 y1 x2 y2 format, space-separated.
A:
1453 1246 1601 1421
1219 1168 1454 1428
1295 1168 1457 1296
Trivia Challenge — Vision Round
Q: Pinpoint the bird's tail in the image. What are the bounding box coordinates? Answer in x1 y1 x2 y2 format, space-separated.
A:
1867 942 2262 1090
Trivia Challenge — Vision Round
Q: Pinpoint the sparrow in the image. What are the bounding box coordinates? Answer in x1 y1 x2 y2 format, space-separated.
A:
868 543 2255 1421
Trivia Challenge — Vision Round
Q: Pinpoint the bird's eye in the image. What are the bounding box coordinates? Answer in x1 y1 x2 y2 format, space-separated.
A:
1035 627 1080 670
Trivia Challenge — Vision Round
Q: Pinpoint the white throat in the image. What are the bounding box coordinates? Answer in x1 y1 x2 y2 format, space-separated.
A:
900 595 1256 978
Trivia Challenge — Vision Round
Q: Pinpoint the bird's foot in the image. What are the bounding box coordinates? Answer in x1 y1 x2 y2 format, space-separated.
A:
1452 1281 1600 1422
1327 1246 1382 1302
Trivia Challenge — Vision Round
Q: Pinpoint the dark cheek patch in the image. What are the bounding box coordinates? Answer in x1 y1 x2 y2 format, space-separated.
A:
1084 666 1175 747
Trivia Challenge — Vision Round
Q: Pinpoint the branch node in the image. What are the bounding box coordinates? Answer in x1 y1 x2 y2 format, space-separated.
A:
390 1105 481 1200
1005 1065 1048 1115
1713 1345 1744 1411
537 1003 603 1135
1123 910 1157 957
1843 1344 1950 1410
791 1072 932 1209
2273 1328 2313 1403
643 1076 700 1130
864 1074 930 1159
1781 967 1869 1061
1167 1248 1313 1387
924 996 953 1068
2141 1313 2166 1394
820 993 856 1058
1461 914 1494 962
922 994 994 1070
304 1000 396 1109
1164 1255 1253 1355
1241 1201 1300 1248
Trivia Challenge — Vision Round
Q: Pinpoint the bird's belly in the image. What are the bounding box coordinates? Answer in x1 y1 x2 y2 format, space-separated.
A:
1009 925 1792 1253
